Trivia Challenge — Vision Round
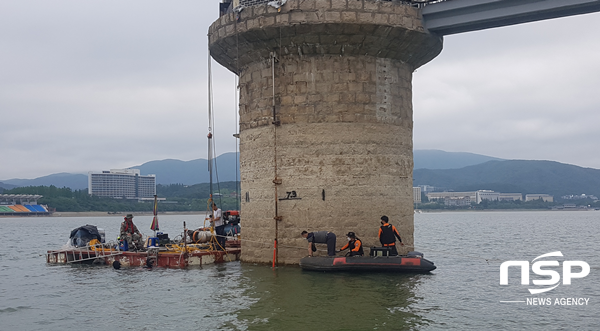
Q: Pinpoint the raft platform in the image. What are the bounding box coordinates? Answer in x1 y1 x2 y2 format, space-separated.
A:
47 240 241 268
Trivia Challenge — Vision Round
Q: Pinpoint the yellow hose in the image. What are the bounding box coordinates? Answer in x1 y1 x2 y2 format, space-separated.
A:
89 239 117 252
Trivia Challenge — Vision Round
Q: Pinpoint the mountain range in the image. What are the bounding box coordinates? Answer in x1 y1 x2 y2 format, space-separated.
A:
130 152 240 185
0 153 241 191
2 150 476 190
1 150 598 198
413 149 503 169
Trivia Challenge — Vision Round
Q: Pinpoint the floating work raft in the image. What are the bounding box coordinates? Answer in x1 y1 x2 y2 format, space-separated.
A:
299 254 436 273
47 240 241 268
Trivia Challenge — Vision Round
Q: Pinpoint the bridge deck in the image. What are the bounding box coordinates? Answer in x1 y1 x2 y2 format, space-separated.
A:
423 0 600 36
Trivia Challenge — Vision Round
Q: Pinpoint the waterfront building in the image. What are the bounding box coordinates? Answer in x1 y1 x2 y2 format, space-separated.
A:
88 169 156 199
426 191 477 202
427 190 524 204
498 193 523 201
418 185 436 193
444 196 471 206
525 194 554 202
561 194 598 200
475 190 499 204
413 187 422 204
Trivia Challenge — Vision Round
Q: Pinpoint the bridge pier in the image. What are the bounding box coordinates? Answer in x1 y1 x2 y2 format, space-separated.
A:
209 0 442 264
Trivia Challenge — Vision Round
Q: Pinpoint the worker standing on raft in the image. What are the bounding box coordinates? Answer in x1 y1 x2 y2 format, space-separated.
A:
339 232 364 256
301 231 337 257
211 203 226 251
378 215 404 256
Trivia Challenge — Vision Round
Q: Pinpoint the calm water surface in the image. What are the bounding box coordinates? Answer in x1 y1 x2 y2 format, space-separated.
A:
0 211 598 330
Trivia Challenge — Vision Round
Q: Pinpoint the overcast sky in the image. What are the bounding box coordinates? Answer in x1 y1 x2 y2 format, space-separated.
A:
1 0 600 180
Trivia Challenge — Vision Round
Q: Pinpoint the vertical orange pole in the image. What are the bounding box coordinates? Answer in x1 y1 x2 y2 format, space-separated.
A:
272 239 277 268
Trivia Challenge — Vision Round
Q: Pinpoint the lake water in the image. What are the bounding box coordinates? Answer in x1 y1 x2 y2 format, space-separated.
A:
0 211 598 330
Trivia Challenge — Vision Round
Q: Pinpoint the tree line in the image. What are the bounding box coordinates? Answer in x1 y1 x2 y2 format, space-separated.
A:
3 182 241 212
417 197 600 211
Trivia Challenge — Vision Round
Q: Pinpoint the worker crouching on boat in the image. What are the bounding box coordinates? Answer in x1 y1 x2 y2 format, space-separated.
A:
301 231 337 257
339 232 364 257
378 215 404 256
120 214 143 251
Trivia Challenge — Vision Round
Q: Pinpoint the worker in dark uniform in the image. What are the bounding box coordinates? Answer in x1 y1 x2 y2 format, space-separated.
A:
378 215 403 256
339 232 364 256
301 230 337 257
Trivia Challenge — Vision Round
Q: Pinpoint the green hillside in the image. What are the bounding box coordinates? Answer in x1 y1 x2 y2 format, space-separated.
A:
414 160 600 198
3 182 241 212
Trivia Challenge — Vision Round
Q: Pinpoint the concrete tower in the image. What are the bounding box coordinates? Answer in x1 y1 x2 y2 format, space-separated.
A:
209 0 442 264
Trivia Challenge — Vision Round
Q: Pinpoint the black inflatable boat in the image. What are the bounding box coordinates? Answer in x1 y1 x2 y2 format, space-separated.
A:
299 251 436 273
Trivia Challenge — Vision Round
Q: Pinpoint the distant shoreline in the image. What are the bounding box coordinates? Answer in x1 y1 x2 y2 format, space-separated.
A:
1 209 595 219
415 208 597 213
51 211 208 217
0 211 207 218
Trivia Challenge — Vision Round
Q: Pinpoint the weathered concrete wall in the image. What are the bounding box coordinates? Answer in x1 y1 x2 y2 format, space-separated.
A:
209 0 442 264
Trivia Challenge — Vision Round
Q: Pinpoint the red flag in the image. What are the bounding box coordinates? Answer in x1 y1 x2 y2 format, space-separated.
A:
150 195 159 231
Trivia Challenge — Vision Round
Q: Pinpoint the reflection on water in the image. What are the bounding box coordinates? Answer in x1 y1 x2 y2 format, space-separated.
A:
231 266 431 331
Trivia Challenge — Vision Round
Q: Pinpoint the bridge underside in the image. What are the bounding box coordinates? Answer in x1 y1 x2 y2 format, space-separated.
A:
423 0 600 36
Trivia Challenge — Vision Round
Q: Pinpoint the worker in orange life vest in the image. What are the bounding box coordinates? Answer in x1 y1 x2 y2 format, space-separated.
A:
339 232 364 256
378 215 403 256
120 214 143 250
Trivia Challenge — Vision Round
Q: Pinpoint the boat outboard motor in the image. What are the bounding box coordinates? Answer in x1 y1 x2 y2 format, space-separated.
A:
224 223 241 236
69 224 102 247
157 232 170 246
97 228 106 243
222 210 241 236
224 210 240 225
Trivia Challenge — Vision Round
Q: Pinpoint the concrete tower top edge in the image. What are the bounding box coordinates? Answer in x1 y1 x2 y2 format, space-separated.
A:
209 0 443 74
231 0 428 10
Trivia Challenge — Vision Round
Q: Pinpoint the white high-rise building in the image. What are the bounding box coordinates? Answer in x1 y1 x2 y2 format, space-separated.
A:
413 187 422 204
88 169 156 199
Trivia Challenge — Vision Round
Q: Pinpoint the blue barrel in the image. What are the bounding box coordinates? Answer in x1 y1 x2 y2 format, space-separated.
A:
119 240 128 251
148 237 159 247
